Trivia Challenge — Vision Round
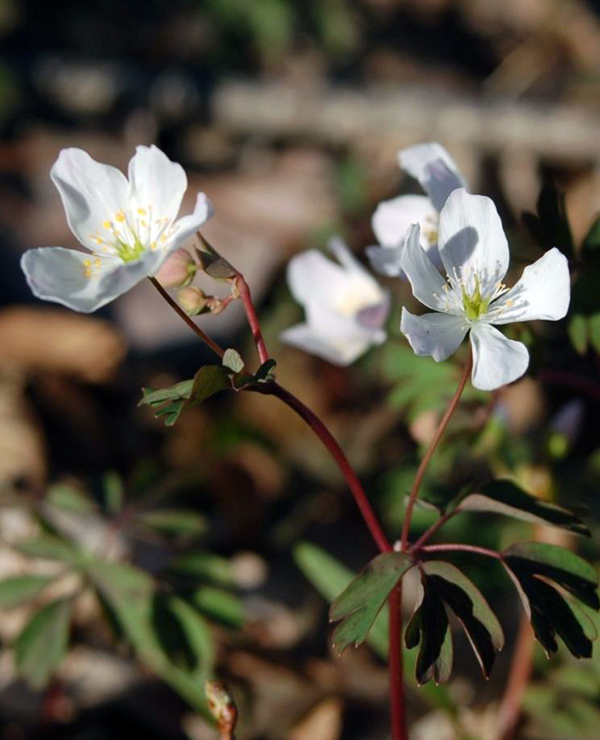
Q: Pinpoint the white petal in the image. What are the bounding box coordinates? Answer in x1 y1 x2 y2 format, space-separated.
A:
287 250 349 308
399 143 467 212
400 309 467 361
365 245 404 277
169 192 214 253
401 224 460 313
128 145 188 224
279 322 377 366
438 189 509 298
51 149 129 250
487 248 570 325
21 246 165 313
372 194 437 249
470 324 529 391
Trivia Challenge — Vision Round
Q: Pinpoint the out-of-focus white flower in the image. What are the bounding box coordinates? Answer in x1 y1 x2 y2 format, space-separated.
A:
21 146 213 313
367 142 466 276
400 189 570 391
280 237 389 365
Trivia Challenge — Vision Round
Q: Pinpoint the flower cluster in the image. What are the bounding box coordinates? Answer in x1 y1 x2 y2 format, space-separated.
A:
20 142 571 392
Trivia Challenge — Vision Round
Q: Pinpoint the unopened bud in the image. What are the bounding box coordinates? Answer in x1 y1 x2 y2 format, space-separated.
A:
178 286 208 315
155 248 196 288
205 680 237 739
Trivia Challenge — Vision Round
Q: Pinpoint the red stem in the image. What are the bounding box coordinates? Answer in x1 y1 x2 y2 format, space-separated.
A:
497 613 534 739
263 382 391 554
400 350 473 551
420 543 502 559
410 509 460 553
235 274 269 364
388 588 407 739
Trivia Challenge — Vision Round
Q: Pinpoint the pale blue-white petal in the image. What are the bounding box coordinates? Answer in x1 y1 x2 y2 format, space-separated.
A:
438 189 509 299
51 149 130 251
399 143 467 212
365 245 404 277
279 322 377 366
470 323 529 391
401 224 461 313
128 145 188 224
372 194 437 249
400 308 467 361
487 248 570 325
169 193 214 253
21 246 166 314
287 250 350 308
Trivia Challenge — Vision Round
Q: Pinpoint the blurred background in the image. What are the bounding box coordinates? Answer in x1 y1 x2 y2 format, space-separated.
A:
2 0 600 738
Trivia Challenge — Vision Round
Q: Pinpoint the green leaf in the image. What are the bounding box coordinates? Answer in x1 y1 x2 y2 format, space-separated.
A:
293 542 454 712
168 551 235 587
87 560 154 614
583 213 600 252
14 598 71 688
189 365 231 404
195 242 238 281
139 380 194 407
589 313 600 354
46 483 96 514
15 535 82 565
330 551 414 654
0 575 54 608
423 561 504 678
103 471 124 515
222 348 244 373
458 480 590 536
155 400 186 426
568 314 589 355
254 359 276 382
406 579 452 685
152 593 200 671
503 542 599 610
138 510 207 538
192 586 244 628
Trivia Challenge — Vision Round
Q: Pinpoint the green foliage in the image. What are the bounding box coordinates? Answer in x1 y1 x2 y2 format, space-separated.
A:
293 542 455 712
168 551 235 587
192 586 244 629
15 534 83 565
329 551 414 654
138 509 208 538
503 542 599 658
406 578 453 685
14 598 71 689
0 575 54 608
458 480 590 536
382 344 483 418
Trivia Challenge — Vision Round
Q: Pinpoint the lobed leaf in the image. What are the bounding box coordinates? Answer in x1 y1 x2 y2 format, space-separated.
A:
330 551 414 654
503 542 599 610
423 560 504 678
406 580 452 686
15 535 82 565
189 365 231 404
222 348 244 374
195 242 238 281
459 480 589 536
14 598 71 688
140 380 194 407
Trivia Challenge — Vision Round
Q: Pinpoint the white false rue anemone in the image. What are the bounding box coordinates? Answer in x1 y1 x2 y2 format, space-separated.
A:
21 146 213 313
400 189 570 391
367 142 467 276
280 237 390 365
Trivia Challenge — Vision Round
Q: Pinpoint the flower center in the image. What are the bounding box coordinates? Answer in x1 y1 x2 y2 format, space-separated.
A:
422 214 439 247
461 275 490 321
86 206 178 276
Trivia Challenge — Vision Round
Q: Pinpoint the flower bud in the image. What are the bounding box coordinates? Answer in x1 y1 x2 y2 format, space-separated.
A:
155 248 196 288
177 286 208 315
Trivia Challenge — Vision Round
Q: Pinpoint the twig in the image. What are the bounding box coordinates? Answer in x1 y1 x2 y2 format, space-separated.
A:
235 274 269 364
420 543 502 559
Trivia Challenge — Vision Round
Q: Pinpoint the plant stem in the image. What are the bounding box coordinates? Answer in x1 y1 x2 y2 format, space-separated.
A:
261 382 391 554
496 613 534 740
149 278 224 358
420 543 502 559
410 509 461 553
235 274 269 364
388 588 407 739
400 349 473 551
153 269 407 737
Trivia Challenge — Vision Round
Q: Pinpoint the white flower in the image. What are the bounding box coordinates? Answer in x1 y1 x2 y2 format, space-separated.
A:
400 189 570 391
280 237 389 365
366 142 467 276
21 146 213 313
